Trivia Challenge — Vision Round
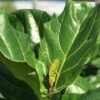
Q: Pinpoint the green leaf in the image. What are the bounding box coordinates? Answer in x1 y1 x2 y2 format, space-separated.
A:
61 93 81 100
15 10 41 44
8 15 24 32
68 76 95 94
44 0 100 93
97 32 100 45
61 88 100 100
0 64 36 100
86 71 100 88
14 9 51 38
91 58 100 68
0 9 50 96
0 93 4 99
79 87 100 100
14 9 51 66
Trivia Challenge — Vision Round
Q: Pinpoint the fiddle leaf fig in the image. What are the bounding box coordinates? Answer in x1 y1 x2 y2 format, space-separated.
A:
0 0 100 99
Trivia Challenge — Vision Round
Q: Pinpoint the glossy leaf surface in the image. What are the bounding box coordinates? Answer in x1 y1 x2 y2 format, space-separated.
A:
0 9 50 96
44 0 100 92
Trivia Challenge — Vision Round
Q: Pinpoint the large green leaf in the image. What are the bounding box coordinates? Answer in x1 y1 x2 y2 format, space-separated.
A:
44 0 100 93
12 9 51 71
13 9 51 95
0 9 50 97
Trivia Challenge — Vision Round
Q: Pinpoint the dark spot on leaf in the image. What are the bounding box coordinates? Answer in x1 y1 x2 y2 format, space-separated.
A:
34 43 40 59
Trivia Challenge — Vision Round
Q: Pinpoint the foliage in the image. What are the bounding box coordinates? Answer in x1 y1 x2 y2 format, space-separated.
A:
0 0 100 100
